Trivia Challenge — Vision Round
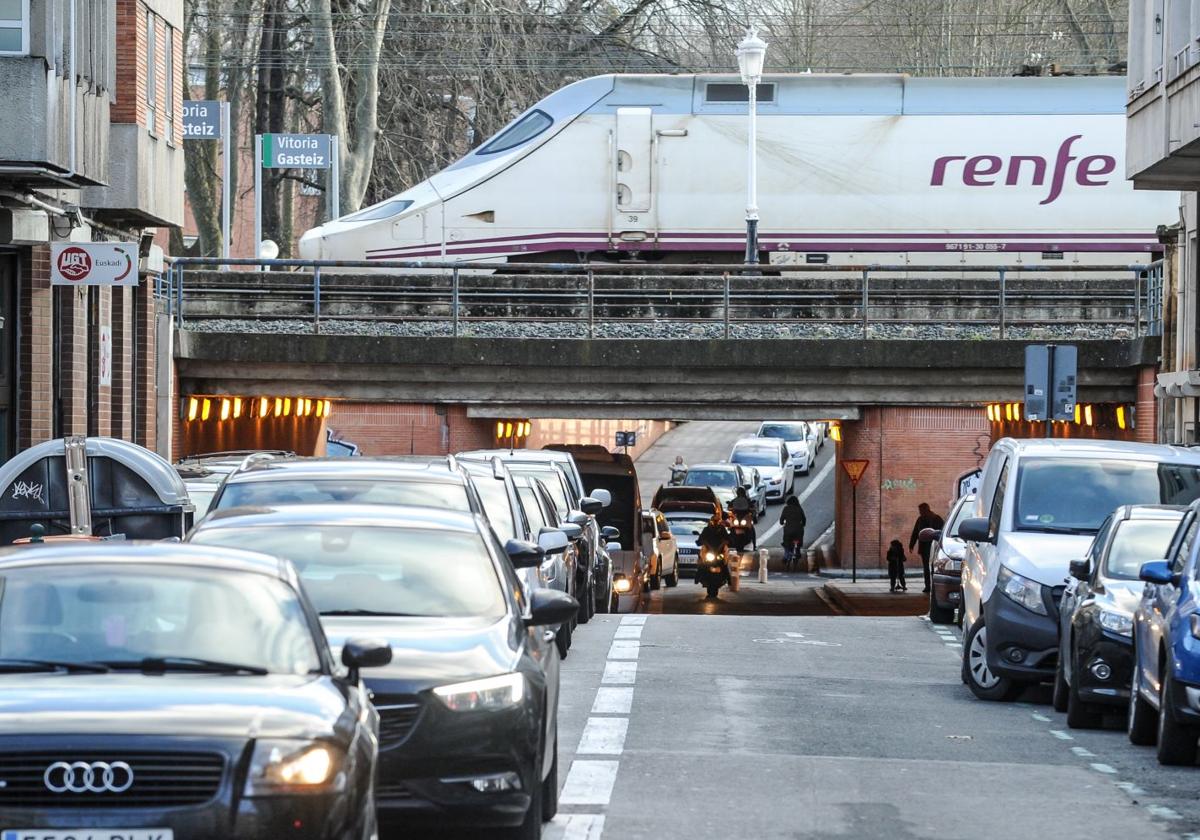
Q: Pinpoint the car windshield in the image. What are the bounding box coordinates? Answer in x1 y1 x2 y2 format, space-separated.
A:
668 519 707 539
0 563 320 674
216 478 470 511
730 448 780 467
759 423 807 441
1015 459 1200 533
684 469 737 488
1105 518 1184 579
190 525 506 618
468 474 519 540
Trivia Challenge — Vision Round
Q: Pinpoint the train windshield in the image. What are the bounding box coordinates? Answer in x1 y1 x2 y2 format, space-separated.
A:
343 198 413 222
478 110 553 155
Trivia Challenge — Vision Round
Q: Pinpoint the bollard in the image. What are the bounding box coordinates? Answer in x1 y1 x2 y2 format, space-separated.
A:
806 548 818 573
728 554 741 592
758 548 769 583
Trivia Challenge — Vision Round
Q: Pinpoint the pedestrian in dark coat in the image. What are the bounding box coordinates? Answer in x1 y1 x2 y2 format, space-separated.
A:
779 495 807 570
886 540 908 592
909 502 945 594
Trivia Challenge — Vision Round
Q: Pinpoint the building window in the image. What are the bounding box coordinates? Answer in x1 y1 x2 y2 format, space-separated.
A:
146 11 157 135
164 25 174 143
0 0 29 56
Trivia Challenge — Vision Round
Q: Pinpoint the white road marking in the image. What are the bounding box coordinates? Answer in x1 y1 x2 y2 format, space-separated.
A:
560 760 620 805
602 660 637 685
592 687 634 715
1071 746 1097 758
1146 805 1183 821
551 814 607 839
1090 762 1118 775
1049 729 1073 740
608 640 640 660
944 642 960 649
785 632 806 637
621 615 647 626
1031 713 1051 722
577 717 629 756
1114 781 1146 796
614 624 644 640
759 457 836 543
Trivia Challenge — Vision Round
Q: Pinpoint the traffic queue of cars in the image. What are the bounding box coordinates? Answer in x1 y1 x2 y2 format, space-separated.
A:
0 444 628 839
938 437 1200 767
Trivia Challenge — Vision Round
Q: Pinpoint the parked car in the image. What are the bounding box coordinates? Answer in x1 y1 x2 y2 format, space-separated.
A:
512 473 582 656
464 448 609 621
756 420 817 476
175 451 291 516
643 508 680 589
1054 504 1186 730
0 542 388 839
729 437 794 503
652 486 724 574
958 438 1200 702
189 504 577 838
458 457 538 594
682 462 752 510
928 494 975 624
553 445 648 612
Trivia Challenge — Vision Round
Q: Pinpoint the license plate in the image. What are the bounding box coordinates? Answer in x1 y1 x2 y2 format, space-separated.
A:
4 831 173 840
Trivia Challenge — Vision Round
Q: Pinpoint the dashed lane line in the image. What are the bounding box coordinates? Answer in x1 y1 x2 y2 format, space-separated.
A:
1114 781 1146 797
621 615 647 626
1031 712 1051 723
1049 729 1073 741
576 717 629 756
614 625 644 640
550 815 607 839
1090 762 1118 775
560 760 620 806
1071 746 1097 758
1146 805 1183 821
607 640 640 661
591 687 634 716
601 660 637 685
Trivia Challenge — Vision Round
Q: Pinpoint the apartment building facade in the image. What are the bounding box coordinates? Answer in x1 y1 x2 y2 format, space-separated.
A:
0 0 181 460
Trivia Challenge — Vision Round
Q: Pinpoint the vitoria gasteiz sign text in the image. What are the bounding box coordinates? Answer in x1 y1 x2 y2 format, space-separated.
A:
262 134 333 169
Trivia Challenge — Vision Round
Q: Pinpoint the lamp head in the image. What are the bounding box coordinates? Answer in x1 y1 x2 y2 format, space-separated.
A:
736 28 768 85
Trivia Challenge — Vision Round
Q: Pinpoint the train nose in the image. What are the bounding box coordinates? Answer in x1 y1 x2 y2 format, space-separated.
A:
298 226 324 260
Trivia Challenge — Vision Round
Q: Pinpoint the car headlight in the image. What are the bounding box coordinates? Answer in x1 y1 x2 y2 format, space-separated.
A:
997 566 1048 615
704 551 717 562
245 741 344 795
433 673 525 712
614 577 631 593
1098 609 1134 637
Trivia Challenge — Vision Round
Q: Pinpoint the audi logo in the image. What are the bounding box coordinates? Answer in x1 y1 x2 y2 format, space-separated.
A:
43 760 134 794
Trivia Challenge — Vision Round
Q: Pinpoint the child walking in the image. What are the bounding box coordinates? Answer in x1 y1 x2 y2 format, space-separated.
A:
886 539 908 592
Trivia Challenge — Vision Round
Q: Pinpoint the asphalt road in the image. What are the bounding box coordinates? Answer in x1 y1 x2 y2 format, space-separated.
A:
533 613 1200 840
636 421 835 551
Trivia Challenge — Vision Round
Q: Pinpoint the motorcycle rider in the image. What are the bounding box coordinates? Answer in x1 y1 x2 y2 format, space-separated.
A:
695 512 731 589
669 455 688 486
728 486 757 551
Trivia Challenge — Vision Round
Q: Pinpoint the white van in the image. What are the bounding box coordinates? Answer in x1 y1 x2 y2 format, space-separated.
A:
959 438 1200 701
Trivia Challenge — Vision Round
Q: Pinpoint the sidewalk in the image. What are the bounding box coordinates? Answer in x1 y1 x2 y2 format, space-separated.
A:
820 577 929 617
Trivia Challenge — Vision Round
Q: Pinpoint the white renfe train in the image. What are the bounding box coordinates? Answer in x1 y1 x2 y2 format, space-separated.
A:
298 73 1177 267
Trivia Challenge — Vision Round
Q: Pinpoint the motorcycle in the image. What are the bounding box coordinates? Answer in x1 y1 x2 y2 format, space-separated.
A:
668 464 688 486
728 512 755 553
695 544 731 599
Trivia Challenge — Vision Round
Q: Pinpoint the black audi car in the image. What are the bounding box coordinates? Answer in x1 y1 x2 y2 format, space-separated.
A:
188 504 579 839
0 542 390 839
1054 504 1187 728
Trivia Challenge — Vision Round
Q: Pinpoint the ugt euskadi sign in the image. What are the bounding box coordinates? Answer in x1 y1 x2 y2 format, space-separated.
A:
50 243 139 286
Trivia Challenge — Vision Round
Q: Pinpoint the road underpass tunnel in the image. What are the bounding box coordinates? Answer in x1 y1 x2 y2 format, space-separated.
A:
178 395 335 457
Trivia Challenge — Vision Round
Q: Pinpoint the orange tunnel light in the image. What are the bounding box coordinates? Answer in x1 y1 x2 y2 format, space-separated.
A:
187 397 198 422
201 399 212 422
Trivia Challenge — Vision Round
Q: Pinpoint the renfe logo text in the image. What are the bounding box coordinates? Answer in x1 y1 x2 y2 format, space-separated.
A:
930 135 1115 205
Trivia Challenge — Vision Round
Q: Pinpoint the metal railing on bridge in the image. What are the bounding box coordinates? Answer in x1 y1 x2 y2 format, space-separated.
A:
162 258 1165 341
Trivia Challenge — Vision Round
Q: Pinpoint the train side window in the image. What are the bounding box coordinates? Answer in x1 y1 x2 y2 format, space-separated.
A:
478 110 553 155
704 82 776 103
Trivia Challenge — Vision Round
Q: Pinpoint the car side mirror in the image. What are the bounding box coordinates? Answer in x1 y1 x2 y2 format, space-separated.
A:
505 538 545 569
1068 559 1090 581
341 637 392 682
606 541 623 553
590 489 612 508
526 588 580 628
601 525 620 540
957 517 992 544
537 528 569 556
918 527 940 543
1139 560 1177 586
567 510 588 527
658 531 671 541
560 522 583 540
579 496 604 516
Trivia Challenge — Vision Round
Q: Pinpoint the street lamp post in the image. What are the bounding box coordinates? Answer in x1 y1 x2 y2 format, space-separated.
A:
736 29 767 268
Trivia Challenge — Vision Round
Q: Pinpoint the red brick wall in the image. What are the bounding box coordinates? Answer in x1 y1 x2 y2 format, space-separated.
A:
1136 365 1158 444
325 403 495 456
57 287 88 435
835 407 993 570
133 282 157 450
112 1 148 127
18 247 53 449
89 286 112 437
111 287 134 440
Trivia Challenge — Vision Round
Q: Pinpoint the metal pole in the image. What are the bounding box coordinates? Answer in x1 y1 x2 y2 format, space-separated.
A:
1045 344 1056 439
998 268 1007 339
1135 269 1143 337
254 134 263 271
175 263 184 329
221 102 231 268
329 134 340 221
313 265 321 334
588 269 595 339
744 80 759 267
724 273 731 339
452 267 460 338
851 482 858 584
861 270 869 336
